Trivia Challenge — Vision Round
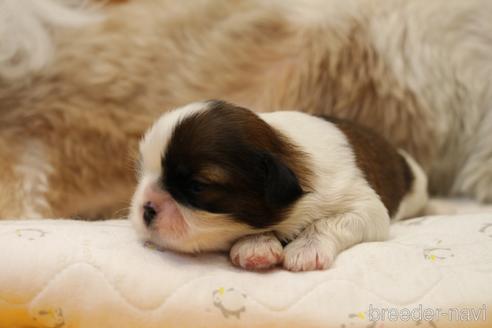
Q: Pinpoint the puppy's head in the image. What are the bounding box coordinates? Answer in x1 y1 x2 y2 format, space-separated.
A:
130 100 308 253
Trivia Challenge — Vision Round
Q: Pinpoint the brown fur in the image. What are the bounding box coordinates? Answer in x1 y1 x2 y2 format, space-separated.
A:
323 116 414 216
162 101 312 228
199 166 230 185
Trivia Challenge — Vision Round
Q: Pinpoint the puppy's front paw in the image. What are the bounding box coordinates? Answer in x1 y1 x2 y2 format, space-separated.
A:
230 233 283 271
283 238 336 272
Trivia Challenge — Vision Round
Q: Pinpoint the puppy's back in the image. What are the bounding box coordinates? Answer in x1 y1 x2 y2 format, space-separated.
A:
262 111 427 220
321 116 427 219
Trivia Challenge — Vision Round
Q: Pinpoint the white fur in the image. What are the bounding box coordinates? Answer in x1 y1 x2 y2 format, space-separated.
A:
130 176 257 253
365 0 492 201
393 150 428 220
263 112 427 270
283 0 492 203
261 111 393 270
166 206 255 253
138 102 208 176
132 102 428 271
0 0 101 81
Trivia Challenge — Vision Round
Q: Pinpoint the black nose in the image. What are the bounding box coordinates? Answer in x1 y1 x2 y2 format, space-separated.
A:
143 202 157 226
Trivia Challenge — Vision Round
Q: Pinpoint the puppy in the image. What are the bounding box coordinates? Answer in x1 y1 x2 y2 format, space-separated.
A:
130 100 428 271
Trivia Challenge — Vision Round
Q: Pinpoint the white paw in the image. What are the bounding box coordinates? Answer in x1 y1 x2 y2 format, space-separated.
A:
230 233 283 271
283 238 336 272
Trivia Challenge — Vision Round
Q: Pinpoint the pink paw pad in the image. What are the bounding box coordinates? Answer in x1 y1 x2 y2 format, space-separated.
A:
244 251 283 270
230 234 283 271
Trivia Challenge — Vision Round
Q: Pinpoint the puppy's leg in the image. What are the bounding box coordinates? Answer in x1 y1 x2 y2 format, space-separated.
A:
230 232 283 270
283 210 389 272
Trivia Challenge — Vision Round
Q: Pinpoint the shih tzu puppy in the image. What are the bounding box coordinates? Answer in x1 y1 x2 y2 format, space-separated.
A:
130 100 428 271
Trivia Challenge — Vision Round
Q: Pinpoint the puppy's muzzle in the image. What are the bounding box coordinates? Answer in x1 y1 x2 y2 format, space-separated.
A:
140 187 188 238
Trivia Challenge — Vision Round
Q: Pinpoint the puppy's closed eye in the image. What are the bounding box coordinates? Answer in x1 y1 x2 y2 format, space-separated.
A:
189 180 207 194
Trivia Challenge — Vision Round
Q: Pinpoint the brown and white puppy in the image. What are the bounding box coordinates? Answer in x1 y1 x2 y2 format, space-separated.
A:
130 100 428 271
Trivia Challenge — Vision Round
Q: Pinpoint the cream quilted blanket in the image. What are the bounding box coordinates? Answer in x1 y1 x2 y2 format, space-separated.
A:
1 211 492 327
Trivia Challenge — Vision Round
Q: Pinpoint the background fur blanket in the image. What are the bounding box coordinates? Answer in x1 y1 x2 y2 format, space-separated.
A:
0 0 491 219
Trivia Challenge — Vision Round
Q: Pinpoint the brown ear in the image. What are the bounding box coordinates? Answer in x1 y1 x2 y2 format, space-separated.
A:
260 152 303 209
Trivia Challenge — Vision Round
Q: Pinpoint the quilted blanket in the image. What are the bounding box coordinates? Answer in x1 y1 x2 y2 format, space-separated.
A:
1 211 492 327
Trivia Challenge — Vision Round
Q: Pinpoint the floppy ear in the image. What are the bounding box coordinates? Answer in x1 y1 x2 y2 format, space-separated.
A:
260 152 303 208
